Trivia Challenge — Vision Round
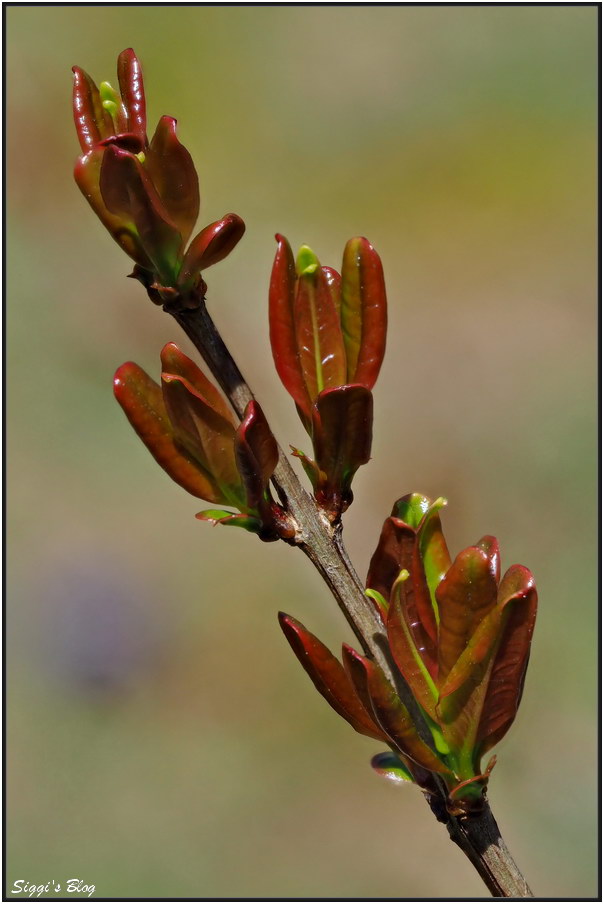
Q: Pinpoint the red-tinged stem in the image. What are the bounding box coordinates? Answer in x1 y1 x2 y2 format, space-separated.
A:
170 295 533 899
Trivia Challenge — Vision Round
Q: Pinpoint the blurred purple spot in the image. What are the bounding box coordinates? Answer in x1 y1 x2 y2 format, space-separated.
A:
35 556 167 694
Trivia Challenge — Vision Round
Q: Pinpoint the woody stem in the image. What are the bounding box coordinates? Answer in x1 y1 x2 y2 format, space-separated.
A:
170 296 533 899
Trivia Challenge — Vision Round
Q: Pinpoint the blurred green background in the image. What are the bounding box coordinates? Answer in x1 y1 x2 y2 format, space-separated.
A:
7 5 597 899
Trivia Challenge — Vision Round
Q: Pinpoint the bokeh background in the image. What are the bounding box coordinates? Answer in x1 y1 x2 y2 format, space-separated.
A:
7 6 598 899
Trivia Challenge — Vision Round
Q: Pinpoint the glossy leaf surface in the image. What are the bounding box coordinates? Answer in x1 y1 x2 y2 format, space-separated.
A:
269 235 310 416
294 258 346 402
476 566 538 757
392 493 431 530
312 385 372 497
179 214 246 289
476 535 501 584
100 145 181 281
340 237 387 387
116 48 147 145
74 48 245 295
72 66 113 152
371 751 414 784
366 516 414 613
147 116 199 247
387 588 439 718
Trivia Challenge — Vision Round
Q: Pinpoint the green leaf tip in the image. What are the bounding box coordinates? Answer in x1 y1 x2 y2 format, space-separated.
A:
371 751 414 785
392 568 410 590
392 493 431 529
99 80 120 119
296 244 319 277
365 588 389 616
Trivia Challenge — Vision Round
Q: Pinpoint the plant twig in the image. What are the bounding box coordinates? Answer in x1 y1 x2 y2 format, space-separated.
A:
171 298 533 899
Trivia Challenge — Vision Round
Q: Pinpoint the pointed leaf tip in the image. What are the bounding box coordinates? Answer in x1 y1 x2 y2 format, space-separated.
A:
296 244 320 276
279 616 387 742
179 213 245 288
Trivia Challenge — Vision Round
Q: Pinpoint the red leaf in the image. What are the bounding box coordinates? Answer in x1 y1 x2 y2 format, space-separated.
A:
100 145 182 281
160 342 232 422
179 214 246 288
294 261 346 401
234 401 278 511
340 237 387 388
116 49 146 146
278 614 387 742
113 362 222 502
366 516 414 607
476 535 501 584
312 385 373 515
146 116 200 248
269 235 311 418
160 373 242 503
74 148 152 269
476 566 538 757
323 266 342 318
72 66 114 153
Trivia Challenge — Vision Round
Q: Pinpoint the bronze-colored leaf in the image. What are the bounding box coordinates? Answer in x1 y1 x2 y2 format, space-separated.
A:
278 614 387 742
269 235 311 418
234 401 278 511
476 567 538 758
294 261 346 401
436 545 498 685
160 373 242 504
160 342 233 422
147 116 199 247
113 362 222 502
340 237 387 388
116 48 147 146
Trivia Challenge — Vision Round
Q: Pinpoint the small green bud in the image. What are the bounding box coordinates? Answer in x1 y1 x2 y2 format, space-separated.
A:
296 244 320 277
392 568 410 592
100 80 120 122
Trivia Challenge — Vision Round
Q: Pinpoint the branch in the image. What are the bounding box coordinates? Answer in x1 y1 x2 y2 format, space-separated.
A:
171 298 533 899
